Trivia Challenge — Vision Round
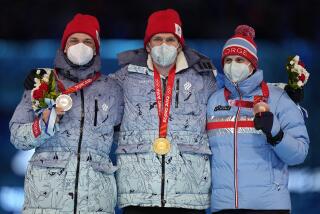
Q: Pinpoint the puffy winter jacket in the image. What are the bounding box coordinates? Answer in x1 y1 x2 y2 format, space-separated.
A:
207 69 309 212
9 50 123 214
110 47 216 209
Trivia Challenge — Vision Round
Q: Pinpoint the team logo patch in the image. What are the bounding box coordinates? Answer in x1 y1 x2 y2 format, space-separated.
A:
175 23 182 38
214 105 231 111
102 103 109 112
184 81 192 91
183 81 192 96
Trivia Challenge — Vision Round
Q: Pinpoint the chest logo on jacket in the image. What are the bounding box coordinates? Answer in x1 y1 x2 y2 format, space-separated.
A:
214 105 232 111
102 103 109 112
184 81 192 91
183 81 192 99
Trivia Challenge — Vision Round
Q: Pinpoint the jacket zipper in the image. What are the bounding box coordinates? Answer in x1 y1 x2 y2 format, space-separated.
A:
175 78 179 108
161 78 167 207
74 89 85 214
234 84 241 209
94 99 98 126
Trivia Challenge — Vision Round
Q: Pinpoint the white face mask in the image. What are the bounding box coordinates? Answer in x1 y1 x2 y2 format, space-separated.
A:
66 43 94 66
151 44 177 67
223 61 251 83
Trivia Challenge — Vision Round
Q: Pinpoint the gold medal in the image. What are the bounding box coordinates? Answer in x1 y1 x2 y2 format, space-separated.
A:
153 138 171 155
56 94 73 112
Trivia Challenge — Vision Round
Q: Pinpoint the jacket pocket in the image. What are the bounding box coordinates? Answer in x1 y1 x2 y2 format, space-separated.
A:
177 143 212 155
25 152 70 209
172 78 205 116
90 160 118 174
173 152 211 195
115 131 155 154
88 160 117 212
29 152 70 168
175 78 180 108
115 143 151 154
91 98 110 129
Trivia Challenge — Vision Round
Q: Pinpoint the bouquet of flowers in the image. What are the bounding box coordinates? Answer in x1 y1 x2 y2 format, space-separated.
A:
286 55 310 89
31 68 60 113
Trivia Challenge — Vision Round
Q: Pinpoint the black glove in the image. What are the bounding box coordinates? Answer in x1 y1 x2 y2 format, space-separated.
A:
24 69 47 90
254 111 283 146
284 85 304 103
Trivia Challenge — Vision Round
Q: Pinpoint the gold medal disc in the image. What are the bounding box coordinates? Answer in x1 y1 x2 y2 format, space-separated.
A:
153 138 171 155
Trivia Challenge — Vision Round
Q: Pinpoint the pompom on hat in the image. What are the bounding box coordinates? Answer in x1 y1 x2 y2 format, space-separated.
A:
144 9 185 47
61 13 101 54
222 25 258 69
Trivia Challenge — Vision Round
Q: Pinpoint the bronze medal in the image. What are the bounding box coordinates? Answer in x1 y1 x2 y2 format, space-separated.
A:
56 94 73 111
253 101 270 115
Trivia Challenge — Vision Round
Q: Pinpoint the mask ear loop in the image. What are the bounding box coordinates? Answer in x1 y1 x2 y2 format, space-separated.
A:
146 42 152 53
177 43 182 53
247 63 256 78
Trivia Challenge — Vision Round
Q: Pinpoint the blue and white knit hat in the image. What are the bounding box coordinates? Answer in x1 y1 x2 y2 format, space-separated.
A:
222 25 258 69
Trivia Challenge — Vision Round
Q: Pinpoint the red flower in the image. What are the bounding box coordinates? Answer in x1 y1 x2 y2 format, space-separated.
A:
298 73 306 82
32 83 48 99
39 83 49 91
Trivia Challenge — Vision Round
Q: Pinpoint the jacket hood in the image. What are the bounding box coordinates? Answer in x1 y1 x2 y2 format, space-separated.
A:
54 49 101 81
117 46 214 72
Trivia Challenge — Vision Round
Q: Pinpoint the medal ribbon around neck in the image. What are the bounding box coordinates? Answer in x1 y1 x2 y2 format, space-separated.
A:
53 69 101 94
224 81 269 108
42 70 100 136
153 65 176 138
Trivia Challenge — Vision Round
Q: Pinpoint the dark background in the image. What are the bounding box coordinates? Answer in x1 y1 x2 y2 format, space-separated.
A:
0 0 319 213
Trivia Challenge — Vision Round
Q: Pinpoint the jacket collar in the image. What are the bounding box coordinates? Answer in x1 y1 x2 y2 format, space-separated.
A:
146 51 188 74
224 69 264 98
54 49 101 82
117 46 205 72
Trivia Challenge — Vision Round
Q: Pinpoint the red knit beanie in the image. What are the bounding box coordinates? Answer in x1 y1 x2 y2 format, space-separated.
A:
61 13 100 54
222 25 258 69
144 9 185 47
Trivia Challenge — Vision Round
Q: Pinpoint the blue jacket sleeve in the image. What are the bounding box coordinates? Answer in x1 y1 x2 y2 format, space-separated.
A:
9 90 51 150
271 92 309 165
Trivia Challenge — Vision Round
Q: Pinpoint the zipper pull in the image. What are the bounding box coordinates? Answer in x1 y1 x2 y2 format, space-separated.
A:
175 78 179 108
94 99 98 126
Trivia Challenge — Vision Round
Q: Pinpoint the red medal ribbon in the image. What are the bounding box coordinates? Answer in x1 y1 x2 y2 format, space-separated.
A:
32 117 41 138
153 66 176 138
54 70 101 94
224 81 269 108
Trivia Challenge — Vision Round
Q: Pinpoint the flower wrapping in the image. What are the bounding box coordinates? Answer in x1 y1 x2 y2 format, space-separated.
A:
286 55 310 89
31 68 60 113
30 68 61 136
